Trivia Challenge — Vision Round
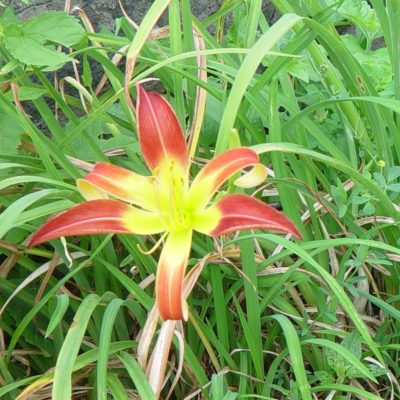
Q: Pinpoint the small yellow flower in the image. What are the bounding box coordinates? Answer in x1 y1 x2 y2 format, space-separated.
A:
378 160 386 168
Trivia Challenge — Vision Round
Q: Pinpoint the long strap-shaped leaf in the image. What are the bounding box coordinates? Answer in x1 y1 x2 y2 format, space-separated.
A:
215 13 302 153
97 298 124 400
118 351 157 400
272 314 312 400
124 0 171 111
52 294 102 400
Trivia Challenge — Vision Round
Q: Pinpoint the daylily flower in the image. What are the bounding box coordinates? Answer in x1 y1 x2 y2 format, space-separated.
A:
29 84 301 321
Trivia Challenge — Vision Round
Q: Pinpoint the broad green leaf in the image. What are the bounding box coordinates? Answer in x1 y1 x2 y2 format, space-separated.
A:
0 108 24 155
22 11 85 47
5 86 47 101
339 0 381 40
388 166 400 182
3 12 84 68
0 6 21 25
363 202 376 215
387 183 400 192
4 25 72 67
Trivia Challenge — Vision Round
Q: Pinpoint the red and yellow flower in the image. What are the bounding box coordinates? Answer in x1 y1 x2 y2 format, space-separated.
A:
29 84 301 321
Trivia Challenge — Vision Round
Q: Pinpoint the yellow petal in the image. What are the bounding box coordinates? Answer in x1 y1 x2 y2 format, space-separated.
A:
188 147 261 210
234 163 268 189
78 162 158 212
191 206 220 235
77 179 108 200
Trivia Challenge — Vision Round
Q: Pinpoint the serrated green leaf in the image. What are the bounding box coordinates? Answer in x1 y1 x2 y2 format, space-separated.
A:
368 364 386 377
3 11 84 68
314 370 334 385
326 347 345 371
341 331 362 360
67 118 138 161
4 24 72 67
22 12 84 47
339 0 381 40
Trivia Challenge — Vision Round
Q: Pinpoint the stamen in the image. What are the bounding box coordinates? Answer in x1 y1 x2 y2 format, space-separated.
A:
151 175 164 221
153 159 189 231
179 176 185 224
137 231 168 255
169 160 177 226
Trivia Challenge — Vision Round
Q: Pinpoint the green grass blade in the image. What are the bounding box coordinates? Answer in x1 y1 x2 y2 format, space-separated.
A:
239 237 264 380
215 13 302 153
0 189 59 239
45 293 69 338
107 373 129 400
52 294 102 399
311 384 384 399
118 351 156 400
271 314 312 400
97 298 124 400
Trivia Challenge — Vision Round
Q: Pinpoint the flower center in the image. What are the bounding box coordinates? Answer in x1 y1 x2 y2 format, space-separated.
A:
152 160 191 232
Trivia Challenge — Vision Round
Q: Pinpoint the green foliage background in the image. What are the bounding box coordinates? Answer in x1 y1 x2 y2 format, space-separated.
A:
1 0 400 399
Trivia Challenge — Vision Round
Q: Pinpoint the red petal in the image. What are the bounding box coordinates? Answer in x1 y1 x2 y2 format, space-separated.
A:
188 148 261 209
156 230 192 321
28 200 165 247
78 162 157 211
209 194 302 239
137 84 188 170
